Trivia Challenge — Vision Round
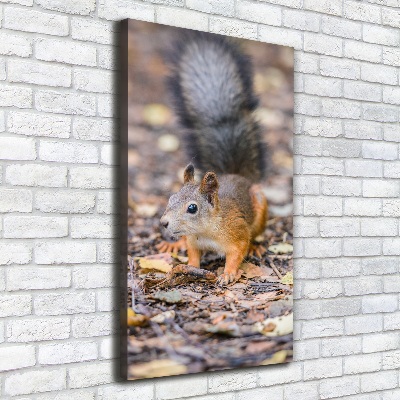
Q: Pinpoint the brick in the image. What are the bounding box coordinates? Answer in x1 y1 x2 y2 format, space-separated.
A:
156 375 208 399
361 217 398 236
362 257 398 275
97 94 115 118
321 336 361 357
101 144 118 165
35 241 96 264
71 17 116 44
38 389 97 400
303 157 344 175
383 47 400 66
35 292 95 316
382 199 400 217
237 1 281 25
4 369 66 396
96 289 114 311
304 75 342 98
0 293 31 317
361 371 398 392
0 242 31 265
384 312 400 331
258 25 302 50
362 294 398 313
320 217 359 237
294 339 320 360
295 300 321 320
7 267 70 290
383 238 400 255
0 136 36 160
98 0 155 21
304 238 341 258
4 7 68 35
98 47 117 70
383 86 400 105
8 111 71 138
294 94 321 116
320 375 359 399
345 314 382 335
321 297 361 317
98 383 154 400
39 141 98 163
344 81 381 102
36 190 95 214
361 63 398 85
344 0 381 23
283 10 319 32
157 6 208 31
284 382 318 400
320 56 360 79
384 124 400 142
294 136 322 156
363 180 399 197
293 176 320 195
344 353 381 375
4 216 68 238
71 216 116 238
70 166 117 189
97 192 115 214
36 0 95 15
99 336 115 359
72 313 114 337
363 24 399 46
294 53 319 74
344 120 382 140
0 345 35 371
303 0 342 16
293 216 319 237
0 85 32 108
0 188 32 212
239 387 282 400
6 164 67 187
294 259 320 280
322 138 362 158
345 40 381 63
343 238 381 256
98 241 116 263
322 15 361 39
304 196 342 216
304 33 342 57
304 357 342 380
303 117 342 138
36 90 96 116
322 98 361 119
345 277 382 297
382 7 400 28
186 0 234 17
0 31 32 57
69 362 113 388
7 317 70 342
75 68 113 94
303 279 342 299
322 176 362 196
321 258 361 278
363 332 399 353
39 341 97 365
8 59 71 87
210 16 257 40
303 318 344 339
0 0 33 4
258 363 302 387
344 198 382 216
36 38 96 67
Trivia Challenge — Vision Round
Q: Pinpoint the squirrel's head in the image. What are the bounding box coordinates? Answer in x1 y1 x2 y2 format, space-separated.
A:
160 164 219 237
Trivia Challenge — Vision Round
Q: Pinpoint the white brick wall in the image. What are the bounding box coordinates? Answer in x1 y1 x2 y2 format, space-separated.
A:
0 0 399 399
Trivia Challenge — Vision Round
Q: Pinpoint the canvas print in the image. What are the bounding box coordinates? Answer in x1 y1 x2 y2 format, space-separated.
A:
121 19 294 380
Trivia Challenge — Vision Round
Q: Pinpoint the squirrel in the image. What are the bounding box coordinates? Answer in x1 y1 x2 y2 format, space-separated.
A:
157 31 268 285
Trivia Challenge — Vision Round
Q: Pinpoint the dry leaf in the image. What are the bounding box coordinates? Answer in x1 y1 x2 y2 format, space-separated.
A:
261 350 288 365
127 308 148 327
150 310 175 324
240 263 263 278
129 359 187 379
255 313 293 337
280 271 293 285
206 321 241 337
268 242 293 254
143 103 172 126
136 253 173 273
154 290 182 303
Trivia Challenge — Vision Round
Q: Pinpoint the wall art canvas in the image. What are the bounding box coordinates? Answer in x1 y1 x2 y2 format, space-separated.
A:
120 19 294 380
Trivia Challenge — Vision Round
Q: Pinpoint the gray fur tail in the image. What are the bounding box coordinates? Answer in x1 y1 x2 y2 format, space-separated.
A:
166 31 267 182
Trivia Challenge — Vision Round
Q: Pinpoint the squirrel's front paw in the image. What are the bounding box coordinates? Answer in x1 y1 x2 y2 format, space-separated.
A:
217 270 241 286
156 237 187 253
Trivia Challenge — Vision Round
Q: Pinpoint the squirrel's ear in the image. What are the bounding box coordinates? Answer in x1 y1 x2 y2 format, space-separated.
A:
199 172 219 206
183 164 195 184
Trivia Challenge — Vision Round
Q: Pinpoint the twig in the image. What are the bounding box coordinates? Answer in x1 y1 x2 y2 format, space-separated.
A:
167 264 217 281
269 260 283 280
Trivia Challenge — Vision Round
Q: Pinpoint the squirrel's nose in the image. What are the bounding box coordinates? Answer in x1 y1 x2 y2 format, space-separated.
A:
160 216 169 229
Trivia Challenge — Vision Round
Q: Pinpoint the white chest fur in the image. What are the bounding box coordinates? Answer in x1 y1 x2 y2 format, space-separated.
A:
195 236 225 255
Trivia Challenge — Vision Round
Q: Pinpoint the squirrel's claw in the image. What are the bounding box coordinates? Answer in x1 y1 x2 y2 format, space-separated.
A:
217 272 237 286
156 238 187 254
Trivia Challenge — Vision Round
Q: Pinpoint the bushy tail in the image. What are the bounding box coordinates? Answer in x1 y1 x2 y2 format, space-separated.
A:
166 31 266 182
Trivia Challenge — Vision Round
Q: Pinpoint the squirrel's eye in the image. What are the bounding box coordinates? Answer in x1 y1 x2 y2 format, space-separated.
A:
187 203 198 214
